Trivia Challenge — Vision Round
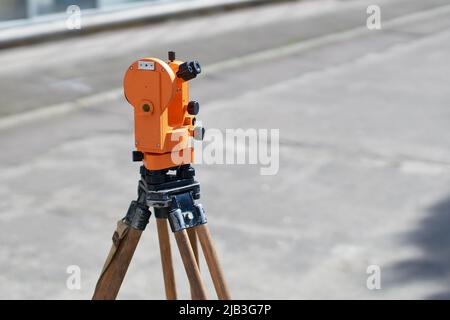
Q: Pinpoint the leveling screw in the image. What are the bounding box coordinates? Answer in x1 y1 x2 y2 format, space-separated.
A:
184 211 194 221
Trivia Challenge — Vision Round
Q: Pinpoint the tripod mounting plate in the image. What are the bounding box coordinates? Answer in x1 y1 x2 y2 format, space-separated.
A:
138 165 206 232
145 179 205 233
144 178 200 208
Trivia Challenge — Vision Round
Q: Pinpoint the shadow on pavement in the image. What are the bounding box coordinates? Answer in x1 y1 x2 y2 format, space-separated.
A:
388 196 450 299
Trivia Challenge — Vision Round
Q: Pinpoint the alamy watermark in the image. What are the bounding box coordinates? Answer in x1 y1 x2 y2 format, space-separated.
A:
366 265 381 290
66 5 82 30
66 265 81 290
367 5 382 30
171 127 280 176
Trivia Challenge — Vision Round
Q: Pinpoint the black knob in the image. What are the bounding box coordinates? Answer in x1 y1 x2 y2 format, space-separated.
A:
176 60 201 81
187 101 200 115
190 60 201 74
177 164 196 179
168 51 176 62
132 151 144 162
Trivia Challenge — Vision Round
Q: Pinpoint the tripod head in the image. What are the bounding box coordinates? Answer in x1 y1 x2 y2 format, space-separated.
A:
124 51 203 170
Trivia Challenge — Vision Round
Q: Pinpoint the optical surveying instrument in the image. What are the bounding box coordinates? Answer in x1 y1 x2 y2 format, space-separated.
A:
92 52 231 300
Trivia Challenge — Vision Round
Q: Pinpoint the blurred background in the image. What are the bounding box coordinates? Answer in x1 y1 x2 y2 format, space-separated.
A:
0 0 171 20
0 0 450 299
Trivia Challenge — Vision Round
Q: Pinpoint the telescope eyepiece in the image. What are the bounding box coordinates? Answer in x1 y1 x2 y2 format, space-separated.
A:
191 61 201 74
177 60 202 81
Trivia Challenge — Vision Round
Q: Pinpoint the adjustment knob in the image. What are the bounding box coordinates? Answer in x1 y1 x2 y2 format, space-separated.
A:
176 61 201 81
190 60 201 74
187 101 200 115
132 151 144 162
168 51 176 62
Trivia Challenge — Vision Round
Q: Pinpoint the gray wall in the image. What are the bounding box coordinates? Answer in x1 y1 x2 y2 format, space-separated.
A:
0 0 27 21
0 0 162 22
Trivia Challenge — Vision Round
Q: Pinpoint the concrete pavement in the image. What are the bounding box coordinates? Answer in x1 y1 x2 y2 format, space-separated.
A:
0 0 450 299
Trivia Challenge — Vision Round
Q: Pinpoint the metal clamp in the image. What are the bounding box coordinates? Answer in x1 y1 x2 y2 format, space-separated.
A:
124 200 151 230
123 180 151 230
167 193 207 232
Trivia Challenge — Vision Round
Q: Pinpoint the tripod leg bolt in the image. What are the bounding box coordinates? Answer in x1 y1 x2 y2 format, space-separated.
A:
168 201 207 233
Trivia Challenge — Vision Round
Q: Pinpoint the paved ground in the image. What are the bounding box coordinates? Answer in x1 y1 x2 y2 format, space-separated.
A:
0 0 450 299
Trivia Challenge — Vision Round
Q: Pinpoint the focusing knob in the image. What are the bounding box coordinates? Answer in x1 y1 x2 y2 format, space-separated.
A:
187 101 200 115
177 61 202 81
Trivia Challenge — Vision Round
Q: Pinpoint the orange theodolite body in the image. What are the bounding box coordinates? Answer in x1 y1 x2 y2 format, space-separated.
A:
123 57 198 170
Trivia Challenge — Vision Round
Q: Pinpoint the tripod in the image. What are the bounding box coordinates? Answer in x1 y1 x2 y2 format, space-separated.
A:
92 164 231 300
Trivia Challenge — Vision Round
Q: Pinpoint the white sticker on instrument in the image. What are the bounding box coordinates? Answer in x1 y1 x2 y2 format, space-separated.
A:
138 61 155 70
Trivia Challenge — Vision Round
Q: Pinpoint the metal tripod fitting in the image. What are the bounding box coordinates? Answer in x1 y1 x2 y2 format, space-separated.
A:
168 196 207 233
124 181 151 230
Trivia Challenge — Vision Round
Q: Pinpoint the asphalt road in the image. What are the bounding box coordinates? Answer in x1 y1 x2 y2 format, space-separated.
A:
0 0 450 299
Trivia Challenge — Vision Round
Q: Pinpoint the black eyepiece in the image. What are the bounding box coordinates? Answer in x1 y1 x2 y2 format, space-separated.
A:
177 60 202 81
191 61 201 74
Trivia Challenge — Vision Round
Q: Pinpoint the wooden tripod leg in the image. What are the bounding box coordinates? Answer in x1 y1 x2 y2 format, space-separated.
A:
156 218 177 300
174 229 208 300
186 228 200 299
196 224 231 300
93 228 143 300
187 228 200 268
